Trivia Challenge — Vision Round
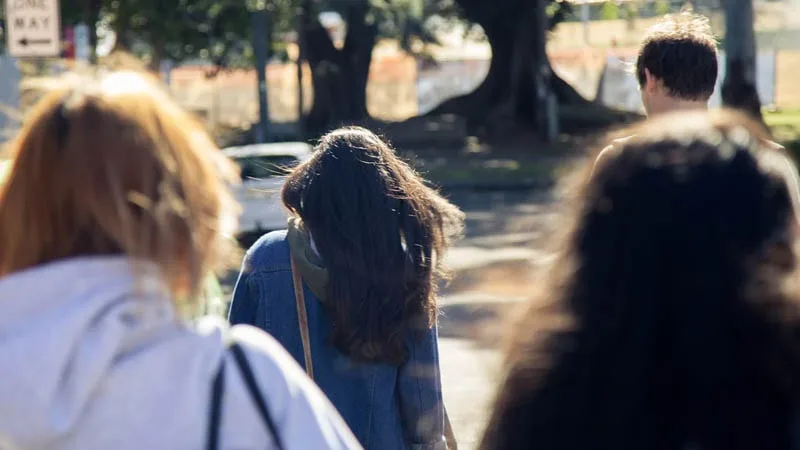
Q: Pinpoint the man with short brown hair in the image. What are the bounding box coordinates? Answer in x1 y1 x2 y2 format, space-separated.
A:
596 11 721 170
635 10 718 116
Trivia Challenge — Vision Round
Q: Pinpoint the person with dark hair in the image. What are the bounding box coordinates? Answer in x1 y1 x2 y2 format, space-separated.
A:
229 127 465 450
480 110 800 450
635 10 718 115
596 10 724 171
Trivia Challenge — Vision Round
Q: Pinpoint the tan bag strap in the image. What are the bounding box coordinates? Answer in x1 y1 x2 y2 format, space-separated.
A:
444 407 457 450
290 258 314 379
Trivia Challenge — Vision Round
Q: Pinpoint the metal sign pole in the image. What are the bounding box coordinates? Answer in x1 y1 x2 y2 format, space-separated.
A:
251 8 271 143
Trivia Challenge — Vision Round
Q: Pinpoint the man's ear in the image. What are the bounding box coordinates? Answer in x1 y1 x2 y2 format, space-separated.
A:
643 68 660 93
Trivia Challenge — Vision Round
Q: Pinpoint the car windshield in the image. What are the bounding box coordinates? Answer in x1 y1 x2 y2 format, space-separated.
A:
236 155 300 180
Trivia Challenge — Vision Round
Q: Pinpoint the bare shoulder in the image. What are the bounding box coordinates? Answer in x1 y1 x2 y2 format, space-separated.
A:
593 135 635 175
762 139 786 152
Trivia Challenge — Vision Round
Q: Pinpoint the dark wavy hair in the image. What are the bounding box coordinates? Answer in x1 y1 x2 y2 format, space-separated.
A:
282 127 464 364
481 110 800 450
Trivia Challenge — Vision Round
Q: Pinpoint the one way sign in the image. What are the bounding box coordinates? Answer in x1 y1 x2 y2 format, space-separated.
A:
5 0 61 57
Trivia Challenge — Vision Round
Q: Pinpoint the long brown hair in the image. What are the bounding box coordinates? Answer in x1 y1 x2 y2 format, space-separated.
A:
282 127 464 364
482 110 800 450
0 70 240 301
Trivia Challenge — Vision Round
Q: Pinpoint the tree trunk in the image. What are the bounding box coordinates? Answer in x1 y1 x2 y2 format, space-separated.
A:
148 38 164 72
425 0 567 137
424 21 514 126
304 3 376 135
424 0 638 137
721 0 762 121
82 0 101 63
110 17 132 53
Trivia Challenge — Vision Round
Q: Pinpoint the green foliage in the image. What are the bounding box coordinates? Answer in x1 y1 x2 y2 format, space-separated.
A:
654 0 671 15
371 0 437 51
547 1 574 31
97 0 251 68
621 3 637 19
0 1 251 68
601 2 620 20
0 0 570 70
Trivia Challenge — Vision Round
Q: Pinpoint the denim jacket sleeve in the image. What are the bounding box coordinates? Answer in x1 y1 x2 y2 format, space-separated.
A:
228 263 259 327
229 231 291 336
397 324 447 450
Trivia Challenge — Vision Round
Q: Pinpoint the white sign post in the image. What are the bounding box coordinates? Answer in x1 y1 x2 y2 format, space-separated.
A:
5 0 61 58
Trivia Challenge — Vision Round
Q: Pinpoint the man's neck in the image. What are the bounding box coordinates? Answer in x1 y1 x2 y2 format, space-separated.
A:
649 98 708 116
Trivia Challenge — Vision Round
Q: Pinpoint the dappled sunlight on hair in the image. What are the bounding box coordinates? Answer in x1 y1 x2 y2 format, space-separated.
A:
0 69 241 304
282 126 464 364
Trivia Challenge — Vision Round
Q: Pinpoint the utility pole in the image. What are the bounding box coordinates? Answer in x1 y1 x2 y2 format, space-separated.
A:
82 0 100 63
581 0 590 46
533 0 558 142
249 2 271 143
296 0 308 137
722 0 762 120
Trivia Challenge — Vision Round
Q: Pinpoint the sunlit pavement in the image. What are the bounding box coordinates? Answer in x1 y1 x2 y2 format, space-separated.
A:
439 336 502 450
435 191 558 449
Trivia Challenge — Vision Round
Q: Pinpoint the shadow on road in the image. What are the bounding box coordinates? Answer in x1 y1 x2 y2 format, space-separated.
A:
445 259 534 296
439 300 522 349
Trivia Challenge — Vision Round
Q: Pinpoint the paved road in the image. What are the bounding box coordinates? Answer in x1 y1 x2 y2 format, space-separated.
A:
431 190 559 449
440 337 501 450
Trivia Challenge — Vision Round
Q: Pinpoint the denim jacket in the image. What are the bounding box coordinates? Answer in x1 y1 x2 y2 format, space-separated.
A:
229 231 447 450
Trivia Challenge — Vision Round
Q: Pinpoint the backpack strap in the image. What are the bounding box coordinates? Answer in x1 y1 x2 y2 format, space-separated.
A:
206 341 285 450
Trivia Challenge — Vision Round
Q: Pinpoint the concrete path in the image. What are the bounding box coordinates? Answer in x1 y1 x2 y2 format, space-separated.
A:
440 337 502 450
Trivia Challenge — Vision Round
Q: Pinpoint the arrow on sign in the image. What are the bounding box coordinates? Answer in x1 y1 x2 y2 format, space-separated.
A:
18 38 53 47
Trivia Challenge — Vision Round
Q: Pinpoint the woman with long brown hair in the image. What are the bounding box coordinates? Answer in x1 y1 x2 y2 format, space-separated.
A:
0 70 360 450
229 127 464 449
481 110 800 450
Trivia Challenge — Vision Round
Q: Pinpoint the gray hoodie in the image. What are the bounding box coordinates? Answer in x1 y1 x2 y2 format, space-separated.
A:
0 256 362 450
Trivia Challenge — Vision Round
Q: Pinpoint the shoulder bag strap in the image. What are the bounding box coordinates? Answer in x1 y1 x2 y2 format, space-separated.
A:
230 343 286 450
290 258 314 379
206 359 226 450
206 343 285 450
444 407 458 450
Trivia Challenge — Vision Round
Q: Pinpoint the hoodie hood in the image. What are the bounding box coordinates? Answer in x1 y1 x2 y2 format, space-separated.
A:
0 256 177 449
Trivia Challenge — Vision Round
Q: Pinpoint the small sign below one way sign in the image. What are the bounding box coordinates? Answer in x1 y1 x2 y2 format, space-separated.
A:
5 0 61 58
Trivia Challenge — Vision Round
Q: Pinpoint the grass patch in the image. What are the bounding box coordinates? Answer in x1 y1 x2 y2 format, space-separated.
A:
765 109 800 141
765 109 800 162
765 109 800 128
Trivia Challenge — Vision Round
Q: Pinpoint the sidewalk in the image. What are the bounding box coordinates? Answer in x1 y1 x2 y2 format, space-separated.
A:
436 276 530 449
440 337 501 450
436 244 541 448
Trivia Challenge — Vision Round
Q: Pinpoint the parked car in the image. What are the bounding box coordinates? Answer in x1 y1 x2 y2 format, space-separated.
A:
222 142 313 246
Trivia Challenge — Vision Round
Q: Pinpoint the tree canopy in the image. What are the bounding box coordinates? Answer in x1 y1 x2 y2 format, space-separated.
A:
0 0 621 137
